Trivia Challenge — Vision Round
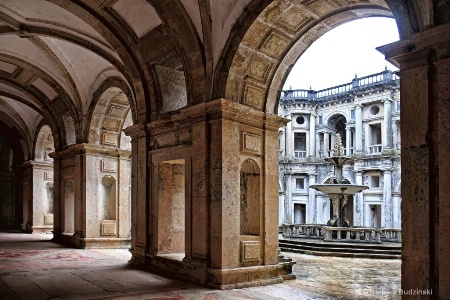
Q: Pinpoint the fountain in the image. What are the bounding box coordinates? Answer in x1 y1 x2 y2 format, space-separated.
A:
310 134 368 227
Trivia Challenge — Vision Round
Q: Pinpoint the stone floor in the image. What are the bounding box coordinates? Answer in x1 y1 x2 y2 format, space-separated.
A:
0 232 401 299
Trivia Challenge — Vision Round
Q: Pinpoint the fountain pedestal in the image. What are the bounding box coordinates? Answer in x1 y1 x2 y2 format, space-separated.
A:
309 134 368 227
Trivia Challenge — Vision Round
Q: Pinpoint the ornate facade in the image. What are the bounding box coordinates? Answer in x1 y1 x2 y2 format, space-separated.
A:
279 70 401 229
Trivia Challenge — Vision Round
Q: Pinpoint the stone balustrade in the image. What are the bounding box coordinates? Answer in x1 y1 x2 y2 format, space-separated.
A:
380 229 402 242
323 227 382 243
368 144 383 154
282 224 401 244
282 224 325 239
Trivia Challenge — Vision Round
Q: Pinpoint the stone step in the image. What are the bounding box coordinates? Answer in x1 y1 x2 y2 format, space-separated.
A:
279 239 401 259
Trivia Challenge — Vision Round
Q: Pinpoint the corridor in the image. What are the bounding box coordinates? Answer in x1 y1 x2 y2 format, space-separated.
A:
0 232 400 300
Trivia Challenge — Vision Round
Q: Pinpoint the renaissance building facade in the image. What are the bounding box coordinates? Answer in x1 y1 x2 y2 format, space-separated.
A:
279 69 401 229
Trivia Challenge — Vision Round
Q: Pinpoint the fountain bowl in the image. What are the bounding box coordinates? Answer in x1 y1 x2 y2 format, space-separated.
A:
309 184 369 195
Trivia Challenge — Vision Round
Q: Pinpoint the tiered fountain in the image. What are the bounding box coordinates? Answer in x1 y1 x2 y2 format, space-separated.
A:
310 134 368 227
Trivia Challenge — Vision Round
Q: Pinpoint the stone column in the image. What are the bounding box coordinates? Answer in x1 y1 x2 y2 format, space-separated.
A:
285 118 293 157
355 105 363 153
308 174 316 223
392 194 400 229
323 132 329 157
123 124 149 263
279 128 286 158
383 170 392 228
345 127 351 155
383 98 393 151
49 153 61 236
316 132 321 157
309 114 316 157
392 121 398 150
284 173 292 224
378 22 450 297
355 171 363 226
330 134 335 156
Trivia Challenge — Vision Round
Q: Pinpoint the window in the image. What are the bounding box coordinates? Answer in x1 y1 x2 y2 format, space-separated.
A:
351 110 355 119
296 116 305 125
396 100 400 111
368 123 382 154
294 132 306 158
319 116 323 124
370 105 380 115
370 175 380 188
295 177 305 190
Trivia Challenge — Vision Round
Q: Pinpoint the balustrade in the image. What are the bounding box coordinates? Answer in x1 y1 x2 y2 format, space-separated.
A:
380 229 402 242
323 227 382 243
282 224 400 244
282 224 325 239
294 151 307 158
368 144 382 154
280 70 399 103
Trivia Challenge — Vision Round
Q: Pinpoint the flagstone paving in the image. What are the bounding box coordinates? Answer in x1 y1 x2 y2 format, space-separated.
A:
0 232 401 299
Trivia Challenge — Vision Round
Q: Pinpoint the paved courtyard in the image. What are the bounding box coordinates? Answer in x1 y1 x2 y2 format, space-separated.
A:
0 232 401 299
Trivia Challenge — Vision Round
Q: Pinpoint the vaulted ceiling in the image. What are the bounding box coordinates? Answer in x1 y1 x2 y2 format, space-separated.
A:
0 0 427 159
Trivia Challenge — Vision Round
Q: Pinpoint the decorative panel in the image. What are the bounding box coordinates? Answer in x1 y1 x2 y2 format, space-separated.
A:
107 105 127 118
44 172 53 180
258 30 290 59
302 0 338 16
101 132 118 146
101 160 117 173
240 241 261 262
241 132 261 155
44 214 54 225
248 55 274 83
243 83 264 110
277 5 314 34
101 221 117 236
102 118 121 131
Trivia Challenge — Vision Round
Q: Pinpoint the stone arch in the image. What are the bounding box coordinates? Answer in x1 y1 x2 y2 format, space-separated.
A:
87 87 132 148
147 0 208 106
34 124 55 163
213 0 420 114
85 78 135 146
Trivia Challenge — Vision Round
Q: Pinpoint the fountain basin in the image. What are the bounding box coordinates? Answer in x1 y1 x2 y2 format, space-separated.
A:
309 184 369 195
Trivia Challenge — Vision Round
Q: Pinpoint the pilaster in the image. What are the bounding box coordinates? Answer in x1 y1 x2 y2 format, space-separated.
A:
378 22 450 297
355 104 363 153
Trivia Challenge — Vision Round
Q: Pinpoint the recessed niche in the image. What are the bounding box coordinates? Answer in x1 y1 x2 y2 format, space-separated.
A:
240 159 261 236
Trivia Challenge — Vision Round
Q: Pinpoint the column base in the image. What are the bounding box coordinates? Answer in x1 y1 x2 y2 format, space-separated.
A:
80 237 131 249
130 252 296 289
52 232 78 248
31 225 53 234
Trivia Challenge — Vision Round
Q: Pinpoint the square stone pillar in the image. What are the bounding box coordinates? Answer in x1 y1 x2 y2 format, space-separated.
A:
378 23 450 298
134 99 290 289
124 124 151 264
50 144 131 249
18 161 54 233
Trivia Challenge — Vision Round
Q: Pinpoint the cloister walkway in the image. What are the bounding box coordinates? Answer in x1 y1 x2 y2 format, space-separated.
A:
0 232 400 300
